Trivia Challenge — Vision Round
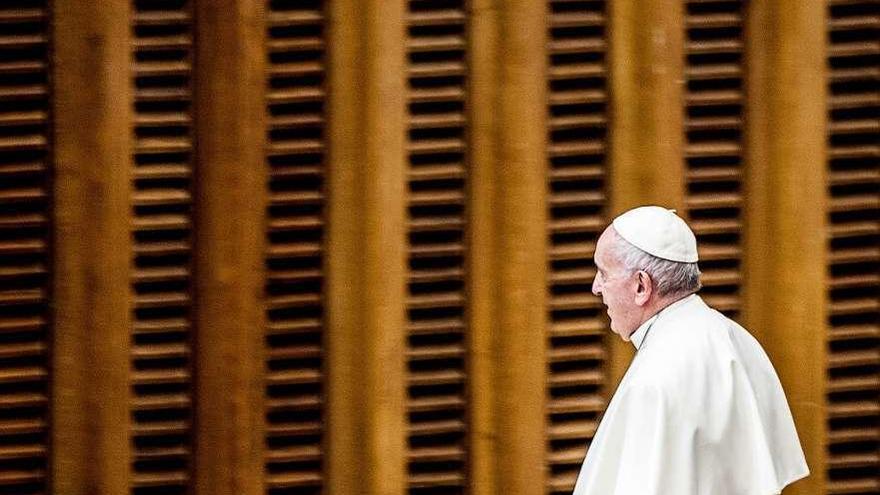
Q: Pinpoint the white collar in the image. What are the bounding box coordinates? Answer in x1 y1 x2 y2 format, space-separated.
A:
630 294 699 350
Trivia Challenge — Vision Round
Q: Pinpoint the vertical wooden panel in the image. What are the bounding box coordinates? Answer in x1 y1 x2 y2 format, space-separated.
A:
469 1 548 494
544 1 609 493
264 1 326 493
0 3 50 494
131 1 195 491
825 0 880 492
467 3 497 493
406 1 468 492
684 0 745 318
51 2 133 494
607 0 685 389
192 1 266 494
609 0 686 207
325 1 407 494
743 1 828 493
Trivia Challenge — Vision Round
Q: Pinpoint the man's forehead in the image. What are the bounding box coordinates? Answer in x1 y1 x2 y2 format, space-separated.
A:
593 229 611 268
593 248 610 270
594 227 618 268
594 227 613 254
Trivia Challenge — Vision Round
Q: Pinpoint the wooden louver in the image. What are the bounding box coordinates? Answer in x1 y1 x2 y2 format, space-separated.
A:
0 2 874 494
825 1 880 493
406 0 468 491
131 0 194 492
264 1 325 493
684 0 744 319
0 2 49 494
545 1 609 493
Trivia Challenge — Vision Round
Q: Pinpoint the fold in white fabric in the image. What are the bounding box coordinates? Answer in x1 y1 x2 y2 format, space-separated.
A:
573 295 809 495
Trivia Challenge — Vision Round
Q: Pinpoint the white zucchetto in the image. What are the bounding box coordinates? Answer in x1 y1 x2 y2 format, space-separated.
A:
612 206 699 263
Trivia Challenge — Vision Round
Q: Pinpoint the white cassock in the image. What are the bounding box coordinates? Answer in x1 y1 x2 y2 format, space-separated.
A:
573 294 809 495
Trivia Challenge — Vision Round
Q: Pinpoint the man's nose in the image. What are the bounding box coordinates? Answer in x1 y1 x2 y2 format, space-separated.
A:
591 276 601 296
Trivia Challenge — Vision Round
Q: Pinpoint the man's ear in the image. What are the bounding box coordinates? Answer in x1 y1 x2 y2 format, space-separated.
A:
634 270 652 306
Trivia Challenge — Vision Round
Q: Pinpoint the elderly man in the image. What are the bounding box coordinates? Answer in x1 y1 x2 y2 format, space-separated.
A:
572 206 809 495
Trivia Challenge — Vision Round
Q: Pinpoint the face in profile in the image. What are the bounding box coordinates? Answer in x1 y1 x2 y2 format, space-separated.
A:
592 228 642 340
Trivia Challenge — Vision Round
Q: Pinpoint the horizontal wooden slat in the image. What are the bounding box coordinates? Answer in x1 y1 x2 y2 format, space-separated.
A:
828 15 880 30
549 12 604 27
0 367 47 384
828 375 880 393
829 169 880 185
0 393 47 408
266 446 321 463
408 445 465 463
266 421 322 436
548 396 605 414
408 9 465 26
548 419 599 439
133 421 188 436
550 62 604 79
829 40 880 58
550 318 606 336
550 242 597 260
134 11 189 25
829 425 880 444
549 370 603 387
407 395 465 413
830 66 879 83
549 346 604 363
266 472 322 488
686 191 741 208
266 396 322 411
827 479 880 495
685 89 741 105
686 116 742 131
685 63 741 79
686 39 742 54
268 37 323 52
548 141 605 157
0 85 47 100
0 9 45 23
549 89 606 105
132 472 188 487
268 8 322 25
686 13 740 28
132 34 190 50
408 35 464 52
828 401 880 419
0 470 45 486
690 218 740 234
550 38 605 53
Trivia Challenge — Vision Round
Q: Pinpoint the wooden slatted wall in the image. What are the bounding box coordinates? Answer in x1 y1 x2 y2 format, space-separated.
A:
0 2 49 493
3 3 877 494
265 1 325 493
131 1 193 492
406 0 468 492
545 1 608 494
684 0 744 318
826 0 880 493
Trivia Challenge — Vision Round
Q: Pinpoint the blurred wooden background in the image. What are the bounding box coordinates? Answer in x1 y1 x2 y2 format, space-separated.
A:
0 0 877 494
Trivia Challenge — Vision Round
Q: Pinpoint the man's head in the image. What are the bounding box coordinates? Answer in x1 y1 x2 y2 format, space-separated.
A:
592 207 702 340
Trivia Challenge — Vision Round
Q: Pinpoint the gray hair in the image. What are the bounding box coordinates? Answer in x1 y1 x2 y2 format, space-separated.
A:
610 229 702 297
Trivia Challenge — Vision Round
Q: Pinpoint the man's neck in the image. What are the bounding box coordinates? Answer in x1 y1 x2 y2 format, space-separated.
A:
634 292 695 329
